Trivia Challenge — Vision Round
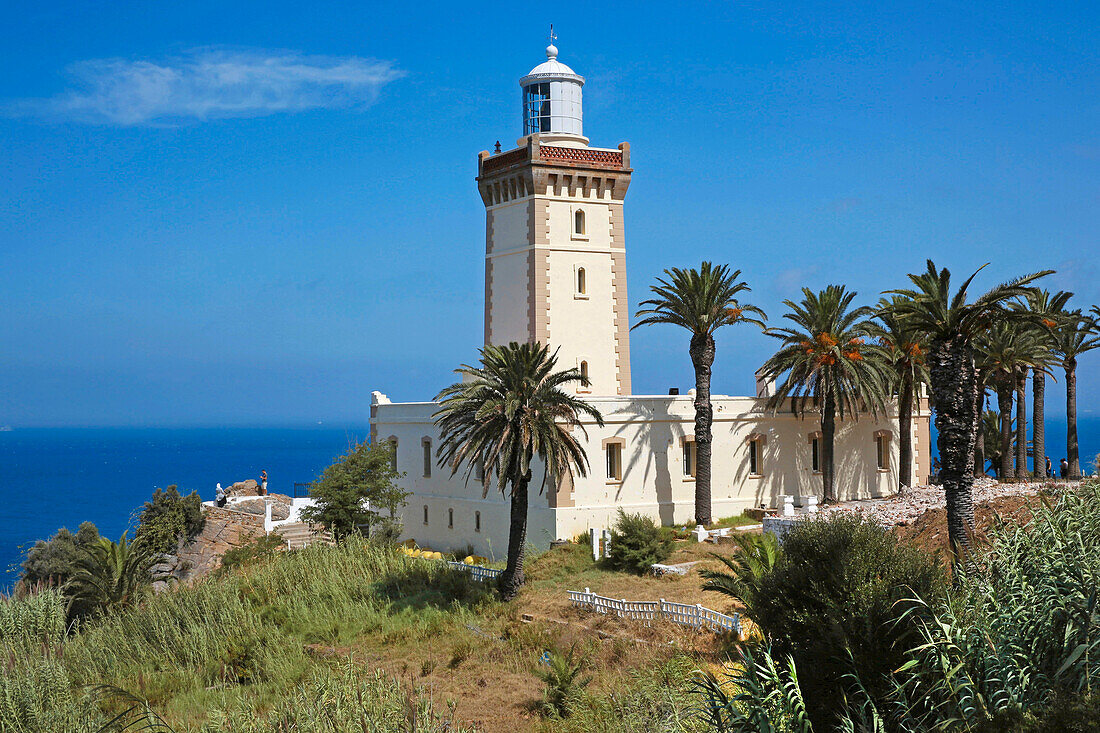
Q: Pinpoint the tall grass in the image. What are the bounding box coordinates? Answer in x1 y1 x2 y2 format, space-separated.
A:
694 482 1100 731
1 538 493 731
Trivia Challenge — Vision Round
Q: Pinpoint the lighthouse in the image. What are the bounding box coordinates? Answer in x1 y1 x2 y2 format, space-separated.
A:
476 39 634 396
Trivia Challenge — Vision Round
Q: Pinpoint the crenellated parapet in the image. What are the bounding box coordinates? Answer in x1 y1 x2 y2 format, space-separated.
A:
477 137 632 207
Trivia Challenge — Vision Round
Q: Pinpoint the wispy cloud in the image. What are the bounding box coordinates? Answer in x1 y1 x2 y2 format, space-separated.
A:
6 48 404 125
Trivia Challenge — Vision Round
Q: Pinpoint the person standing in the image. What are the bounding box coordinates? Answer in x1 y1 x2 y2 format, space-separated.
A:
215 482 227 508
1060 458 1070 479
1045 456 1053 479
260 470 268 496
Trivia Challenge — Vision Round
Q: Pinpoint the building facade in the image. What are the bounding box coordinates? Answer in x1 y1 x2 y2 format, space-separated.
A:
370 42 931 557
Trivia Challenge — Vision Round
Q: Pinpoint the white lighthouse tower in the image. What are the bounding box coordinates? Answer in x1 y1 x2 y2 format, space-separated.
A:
477 39 634 395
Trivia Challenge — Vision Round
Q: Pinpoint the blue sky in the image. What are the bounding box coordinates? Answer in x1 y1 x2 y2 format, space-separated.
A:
1 1 1098 427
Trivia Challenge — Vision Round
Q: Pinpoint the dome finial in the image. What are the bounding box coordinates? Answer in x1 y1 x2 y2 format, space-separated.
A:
546 23 558 59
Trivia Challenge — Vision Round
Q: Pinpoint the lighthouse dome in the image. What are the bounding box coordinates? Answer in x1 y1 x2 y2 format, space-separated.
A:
519 43 586 145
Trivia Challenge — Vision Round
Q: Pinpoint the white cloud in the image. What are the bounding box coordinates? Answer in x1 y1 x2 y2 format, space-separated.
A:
7 48 404 125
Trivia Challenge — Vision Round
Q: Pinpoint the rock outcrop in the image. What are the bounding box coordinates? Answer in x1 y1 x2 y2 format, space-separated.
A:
226 479 263 497
152 504 266 590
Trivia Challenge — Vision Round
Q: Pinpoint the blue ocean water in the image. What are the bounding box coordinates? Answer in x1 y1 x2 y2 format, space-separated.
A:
0 426 370 588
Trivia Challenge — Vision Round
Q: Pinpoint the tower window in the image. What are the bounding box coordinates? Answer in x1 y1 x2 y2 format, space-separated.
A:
423 505 429 525
576 267 586 295
474 460 484 482
606 442 622 481
574 209 586 235
448 508 454 529
523 83 551 135
422 438 432 478
475 511 481 533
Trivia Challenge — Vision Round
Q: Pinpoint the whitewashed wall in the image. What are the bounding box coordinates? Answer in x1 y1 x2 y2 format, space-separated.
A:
372 393 929 555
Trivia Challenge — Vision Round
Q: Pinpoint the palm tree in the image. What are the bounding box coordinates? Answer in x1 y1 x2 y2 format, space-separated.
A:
976 323 1051 479
1053 311 1100 479
980 410 1007 477
886 261 1050 562
633 262 766 525
69 532 154 616
1019 290 1073 478
759 285 890 503
434 342 603 600
873 296 930 490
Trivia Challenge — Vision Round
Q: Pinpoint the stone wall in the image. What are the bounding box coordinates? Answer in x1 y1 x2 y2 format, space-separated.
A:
169 505 265 583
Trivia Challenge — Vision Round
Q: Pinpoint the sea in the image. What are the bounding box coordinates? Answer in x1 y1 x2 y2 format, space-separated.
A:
1 418 1097 590
0 426 371 590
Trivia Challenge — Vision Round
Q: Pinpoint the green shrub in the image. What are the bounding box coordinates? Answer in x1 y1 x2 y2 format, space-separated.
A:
218 533 286 573
21 522 101 584
300 440 409 540
135 485 204 554
535 645 592 718
604 509 673 574
739 514 945 729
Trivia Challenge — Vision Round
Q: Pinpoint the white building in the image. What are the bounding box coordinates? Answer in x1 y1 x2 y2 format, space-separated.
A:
370 42 930 556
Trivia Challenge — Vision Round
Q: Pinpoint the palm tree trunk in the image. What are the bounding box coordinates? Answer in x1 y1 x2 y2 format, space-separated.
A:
1033 370 1046 478
822 391 837 503
1015 369 1028 479
497 473 529 601
928 336 978 564
1067 358 1081 479
997 381 1013 480
898 376 914 490
689 333 716 525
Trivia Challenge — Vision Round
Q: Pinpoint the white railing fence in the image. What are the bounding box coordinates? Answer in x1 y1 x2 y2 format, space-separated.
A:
567 587 741 635
441 560 502 583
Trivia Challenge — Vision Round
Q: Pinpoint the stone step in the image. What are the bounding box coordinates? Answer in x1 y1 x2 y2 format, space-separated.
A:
271 522 334 549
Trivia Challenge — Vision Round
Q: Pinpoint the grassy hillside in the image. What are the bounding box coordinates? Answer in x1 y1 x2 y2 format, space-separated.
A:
0 536 716 732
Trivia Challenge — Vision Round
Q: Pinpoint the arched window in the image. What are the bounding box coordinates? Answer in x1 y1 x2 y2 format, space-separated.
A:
387 437 398 473
574 209 586 235
423 505 429 525
579 360 589 383
422 438 432 478
448 507 454 529
475 511 481 533
576 267 586 295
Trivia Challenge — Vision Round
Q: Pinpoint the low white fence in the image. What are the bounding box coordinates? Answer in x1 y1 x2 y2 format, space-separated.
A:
567 587 741 635
442 560 502 583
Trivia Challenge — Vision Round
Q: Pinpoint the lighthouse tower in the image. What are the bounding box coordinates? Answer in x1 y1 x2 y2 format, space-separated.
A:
477 40 633 395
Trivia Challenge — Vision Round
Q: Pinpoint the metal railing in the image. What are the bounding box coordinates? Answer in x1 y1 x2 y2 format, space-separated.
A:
567 587 741 635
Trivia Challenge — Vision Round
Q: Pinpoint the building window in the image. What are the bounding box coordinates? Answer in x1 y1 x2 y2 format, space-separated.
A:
387 437 398 473
683 438 697 478
448 507 454 529
576 267 586 295
422 439 432 478
811 436 821 473
523 83 551 135
475 511 481 533
574 209 586 235
579 360 589 385
749 439 760 476
876 433 890 470
606 442 622 481
423 505 429 525
474 460 484 482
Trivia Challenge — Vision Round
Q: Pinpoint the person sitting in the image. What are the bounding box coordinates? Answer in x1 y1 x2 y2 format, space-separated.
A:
215 482 227 508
